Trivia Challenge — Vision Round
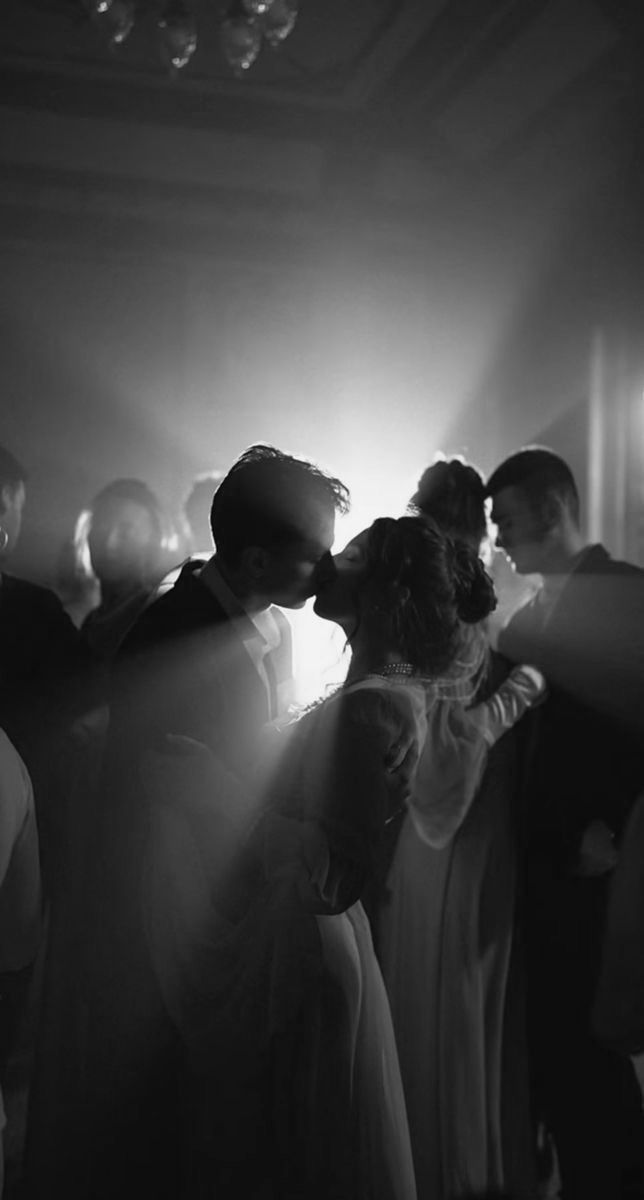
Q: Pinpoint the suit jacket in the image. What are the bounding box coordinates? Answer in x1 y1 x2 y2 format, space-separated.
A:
498 545 644 875
109 560 280 775
0 572 90 770
96 557 294 966
81 561 294 1198
592 792 644 1054
0 573 91 880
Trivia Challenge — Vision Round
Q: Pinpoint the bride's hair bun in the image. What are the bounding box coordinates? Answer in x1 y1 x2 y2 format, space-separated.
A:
357 515 497 676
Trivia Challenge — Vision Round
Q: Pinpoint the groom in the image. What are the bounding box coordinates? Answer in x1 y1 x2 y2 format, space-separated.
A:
112 443 348 766
83 444 350 1200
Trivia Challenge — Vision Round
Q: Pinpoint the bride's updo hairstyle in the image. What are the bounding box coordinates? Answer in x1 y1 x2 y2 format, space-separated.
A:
360 515 496 676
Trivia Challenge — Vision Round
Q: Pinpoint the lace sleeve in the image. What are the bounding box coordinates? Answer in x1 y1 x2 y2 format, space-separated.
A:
407 666 545 849
466 664 546 747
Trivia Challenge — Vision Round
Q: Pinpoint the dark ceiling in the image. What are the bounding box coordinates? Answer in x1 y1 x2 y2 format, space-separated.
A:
2 0 644 294
3 0 644 187
3 0 644 388
3 0 644 577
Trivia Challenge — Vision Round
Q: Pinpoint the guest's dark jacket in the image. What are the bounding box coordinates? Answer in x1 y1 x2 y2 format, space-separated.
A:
0 572 91 871
498 544 644 877
0 572 89 761
82 560 293 1199
93 557 293 964
108 559 283 777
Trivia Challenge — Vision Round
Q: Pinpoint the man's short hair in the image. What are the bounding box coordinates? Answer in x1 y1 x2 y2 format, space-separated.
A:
211 444 350 563
0 445 27 493
486 446 580 524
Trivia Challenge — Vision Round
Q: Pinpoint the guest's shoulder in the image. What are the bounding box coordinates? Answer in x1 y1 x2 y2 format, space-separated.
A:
578 544 644 580
570 546 644 624
1 573 81 640
2 572 66 612
118 559 225 657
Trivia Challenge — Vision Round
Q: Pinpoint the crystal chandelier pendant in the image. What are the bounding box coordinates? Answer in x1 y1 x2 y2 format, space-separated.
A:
82 0 114 15
220 14 262 75
85 0 302 71
107 2 136 46
241 0 275 15
262 0 298 47
87 0 136 45
157 0 197 71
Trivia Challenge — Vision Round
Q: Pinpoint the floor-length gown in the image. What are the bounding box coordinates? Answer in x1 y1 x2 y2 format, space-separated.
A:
142 677 424 1200
377 651 540 1200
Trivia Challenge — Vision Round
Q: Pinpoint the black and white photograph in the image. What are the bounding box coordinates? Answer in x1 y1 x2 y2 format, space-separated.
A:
1 2 644 1197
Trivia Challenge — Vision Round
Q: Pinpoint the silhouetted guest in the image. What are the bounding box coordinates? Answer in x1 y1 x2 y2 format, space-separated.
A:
0 445 89 879
181 469 223 555
23 480 173 1195
22 481 171 1200
0 730 42 1200
592 789 644 1058
81 444 349 1200
81 478 170 666
487 446 644 1200
53 514 100 630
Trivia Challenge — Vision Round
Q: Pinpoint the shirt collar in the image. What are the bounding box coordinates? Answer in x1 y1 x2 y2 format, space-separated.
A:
198 556 274 646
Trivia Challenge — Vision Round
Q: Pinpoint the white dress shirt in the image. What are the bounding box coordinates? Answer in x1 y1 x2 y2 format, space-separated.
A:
198 557 293 721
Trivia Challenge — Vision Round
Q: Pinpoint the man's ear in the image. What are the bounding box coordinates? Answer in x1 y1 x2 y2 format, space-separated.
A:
240 545 270 581
540 494 563 535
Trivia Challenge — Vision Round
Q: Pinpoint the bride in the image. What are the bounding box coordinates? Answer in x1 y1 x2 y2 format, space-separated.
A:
141 514 536 1199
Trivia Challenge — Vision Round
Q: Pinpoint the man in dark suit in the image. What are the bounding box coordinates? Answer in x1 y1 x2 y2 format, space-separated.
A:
82 444 350 1199
0 446 93 1200
486 446 644 1200
0 446 90 874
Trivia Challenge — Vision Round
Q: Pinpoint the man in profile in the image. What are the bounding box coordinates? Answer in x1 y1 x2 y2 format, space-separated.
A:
487 446 644 1200
112 445 347 758
83 443 350 1200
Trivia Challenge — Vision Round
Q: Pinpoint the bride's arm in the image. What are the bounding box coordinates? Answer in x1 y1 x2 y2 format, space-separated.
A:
264 687 415 914
408 665 545 849
466 663 546 745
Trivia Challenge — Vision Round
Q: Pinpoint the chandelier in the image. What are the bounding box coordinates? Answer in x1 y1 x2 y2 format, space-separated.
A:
81 0 300 75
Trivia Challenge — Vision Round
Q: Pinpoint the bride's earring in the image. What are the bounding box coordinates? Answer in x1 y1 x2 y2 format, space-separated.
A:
0 527 9 554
